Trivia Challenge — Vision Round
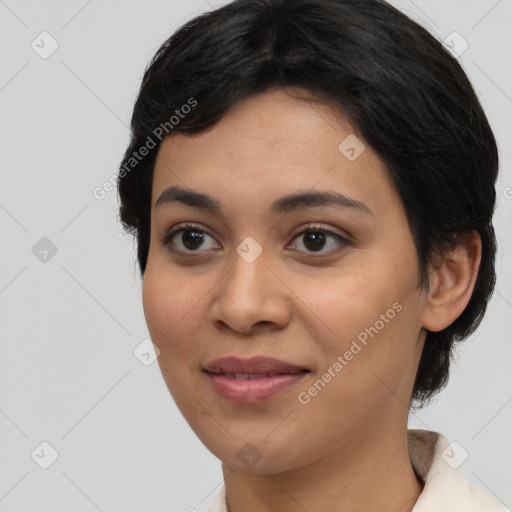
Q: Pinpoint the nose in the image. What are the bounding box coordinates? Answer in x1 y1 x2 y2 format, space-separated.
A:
208 246 291 335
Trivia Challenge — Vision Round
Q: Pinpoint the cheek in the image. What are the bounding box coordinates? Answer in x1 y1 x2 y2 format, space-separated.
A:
141 262 208 363
290 255 420 402
295 295 418 433
290 260 402 346
142 264 212 415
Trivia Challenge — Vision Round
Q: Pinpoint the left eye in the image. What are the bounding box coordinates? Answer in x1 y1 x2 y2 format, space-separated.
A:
288 225 348 255
162 223 348 256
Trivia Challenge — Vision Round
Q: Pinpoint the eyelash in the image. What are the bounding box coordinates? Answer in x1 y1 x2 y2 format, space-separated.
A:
161 222 350 258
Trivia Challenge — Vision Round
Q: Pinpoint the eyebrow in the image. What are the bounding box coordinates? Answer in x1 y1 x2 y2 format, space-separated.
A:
155 185 373 217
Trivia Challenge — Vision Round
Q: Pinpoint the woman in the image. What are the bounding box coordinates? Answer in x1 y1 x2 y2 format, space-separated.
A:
117 0 508 510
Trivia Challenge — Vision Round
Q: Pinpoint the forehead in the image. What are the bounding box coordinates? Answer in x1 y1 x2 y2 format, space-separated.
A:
152 88 399 220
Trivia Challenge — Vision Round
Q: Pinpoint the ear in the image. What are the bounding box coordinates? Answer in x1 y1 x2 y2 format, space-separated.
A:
421 230 482 332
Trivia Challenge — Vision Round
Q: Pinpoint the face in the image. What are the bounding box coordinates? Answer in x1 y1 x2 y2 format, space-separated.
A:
142 88 429 474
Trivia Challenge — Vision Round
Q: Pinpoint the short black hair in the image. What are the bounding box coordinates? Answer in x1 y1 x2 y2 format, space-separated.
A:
117 0 499 408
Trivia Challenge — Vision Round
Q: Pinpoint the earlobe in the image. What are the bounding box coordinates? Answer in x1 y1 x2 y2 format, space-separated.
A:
421 231 482 333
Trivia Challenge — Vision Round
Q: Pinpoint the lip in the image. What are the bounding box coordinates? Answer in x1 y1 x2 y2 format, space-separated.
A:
203 356 308 375
205 371 309 404
203 356 310 404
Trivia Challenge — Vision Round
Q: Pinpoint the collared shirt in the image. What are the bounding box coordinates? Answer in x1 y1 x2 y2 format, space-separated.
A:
206 429 510 512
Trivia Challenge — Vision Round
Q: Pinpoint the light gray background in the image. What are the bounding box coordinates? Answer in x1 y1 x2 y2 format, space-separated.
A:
0 0 511 510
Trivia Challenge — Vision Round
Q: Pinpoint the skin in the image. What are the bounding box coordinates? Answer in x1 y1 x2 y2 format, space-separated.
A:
142 87 481 512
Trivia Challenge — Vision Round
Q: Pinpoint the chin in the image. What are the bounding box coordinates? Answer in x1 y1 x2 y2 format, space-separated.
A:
203 434 307 475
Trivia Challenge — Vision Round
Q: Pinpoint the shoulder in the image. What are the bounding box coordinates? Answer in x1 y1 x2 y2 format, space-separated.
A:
466 481 510 512
408 429 510 512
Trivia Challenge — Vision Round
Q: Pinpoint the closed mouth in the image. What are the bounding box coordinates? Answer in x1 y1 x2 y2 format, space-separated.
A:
205 370 310 380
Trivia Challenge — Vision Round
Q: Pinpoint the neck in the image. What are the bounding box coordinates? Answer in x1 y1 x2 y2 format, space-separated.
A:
222 425 424 512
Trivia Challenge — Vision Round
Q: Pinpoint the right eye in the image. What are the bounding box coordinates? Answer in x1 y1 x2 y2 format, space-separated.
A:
162 222 220 253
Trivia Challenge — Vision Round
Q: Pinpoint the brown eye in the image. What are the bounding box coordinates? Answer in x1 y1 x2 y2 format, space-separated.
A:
288 224 349 256
301 231 327 251
179 229 205 250
162 222 348 257
162 223 219 253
